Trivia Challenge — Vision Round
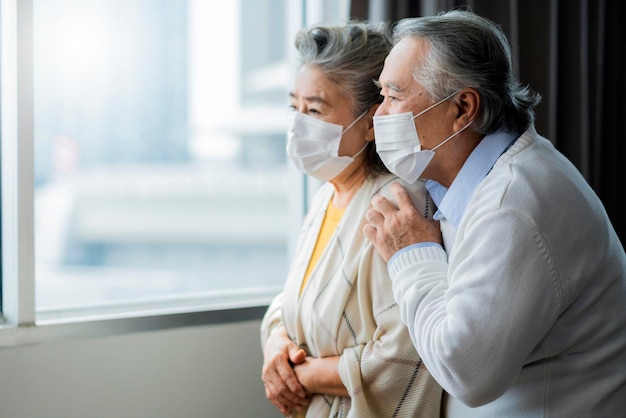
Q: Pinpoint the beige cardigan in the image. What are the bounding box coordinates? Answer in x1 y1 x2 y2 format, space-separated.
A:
261 173 442 417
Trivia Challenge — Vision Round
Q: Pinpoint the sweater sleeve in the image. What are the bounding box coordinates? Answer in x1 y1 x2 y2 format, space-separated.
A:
338 242 443 417
389 209 561 407
259 291 285 348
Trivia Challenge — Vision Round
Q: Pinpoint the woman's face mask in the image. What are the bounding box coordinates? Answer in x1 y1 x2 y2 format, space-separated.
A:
286 110 368 181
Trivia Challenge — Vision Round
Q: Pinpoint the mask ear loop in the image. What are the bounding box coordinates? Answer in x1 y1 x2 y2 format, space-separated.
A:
412 90 459 120
342 109 370 133
340 109 372 159
350 141 370 159
431 120 473 152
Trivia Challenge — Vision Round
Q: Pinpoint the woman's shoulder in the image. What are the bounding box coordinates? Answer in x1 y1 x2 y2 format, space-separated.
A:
370 175 433 220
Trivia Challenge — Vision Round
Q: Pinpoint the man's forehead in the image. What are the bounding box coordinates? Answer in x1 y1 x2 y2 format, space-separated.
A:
379 37 426 91
378 59 411 92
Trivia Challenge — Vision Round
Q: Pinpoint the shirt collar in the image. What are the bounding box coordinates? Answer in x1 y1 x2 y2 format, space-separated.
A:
425 130 519 228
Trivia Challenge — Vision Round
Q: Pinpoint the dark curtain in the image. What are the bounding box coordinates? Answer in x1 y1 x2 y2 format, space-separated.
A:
350 0 626 244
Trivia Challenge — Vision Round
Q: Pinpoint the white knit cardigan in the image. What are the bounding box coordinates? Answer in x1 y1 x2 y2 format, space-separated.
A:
389 129 626 417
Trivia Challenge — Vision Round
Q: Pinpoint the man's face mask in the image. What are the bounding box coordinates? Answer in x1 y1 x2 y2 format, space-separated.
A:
373 91 471 183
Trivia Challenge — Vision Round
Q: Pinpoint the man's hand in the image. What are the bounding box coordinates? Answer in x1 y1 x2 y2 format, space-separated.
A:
364 182 441 261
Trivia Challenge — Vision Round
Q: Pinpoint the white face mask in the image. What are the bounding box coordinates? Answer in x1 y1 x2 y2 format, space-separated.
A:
373 91 471 183
286 110 368 181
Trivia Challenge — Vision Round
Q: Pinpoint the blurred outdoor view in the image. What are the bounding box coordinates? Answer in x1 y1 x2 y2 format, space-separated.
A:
33 0 296 312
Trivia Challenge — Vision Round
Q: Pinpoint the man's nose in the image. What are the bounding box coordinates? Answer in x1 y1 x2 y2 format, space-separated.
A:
374 102 387 116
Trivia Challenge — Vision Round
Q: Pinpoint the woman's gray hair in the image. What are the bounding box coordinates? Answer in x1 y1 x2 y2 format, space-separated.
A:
294 20 392 175
393 9 542 134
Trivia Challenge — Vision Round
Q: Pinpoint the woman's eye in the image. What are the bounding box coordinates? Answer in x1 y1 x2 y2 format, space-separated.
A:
288 104 296 111
308 109 320 115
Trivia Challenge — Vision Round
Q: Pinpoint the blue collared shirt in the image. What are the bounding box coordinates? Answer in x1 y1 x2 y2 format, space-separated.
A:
389 130 519 265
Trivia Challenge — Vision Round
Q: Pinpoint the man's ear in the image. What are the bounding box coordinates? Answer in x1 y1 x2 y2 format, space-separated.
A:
365 103 380 142
454 88 480 128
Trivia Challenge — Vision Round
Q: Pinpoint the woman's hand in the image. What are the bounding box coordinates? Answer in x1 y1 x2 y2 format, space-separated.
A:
261 330 309 416
293 356 349 398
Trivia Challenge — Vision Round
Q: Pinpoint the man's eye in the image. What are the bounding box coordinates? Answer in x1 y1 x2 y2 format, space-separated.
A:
308 109 320 115
380 92 398 103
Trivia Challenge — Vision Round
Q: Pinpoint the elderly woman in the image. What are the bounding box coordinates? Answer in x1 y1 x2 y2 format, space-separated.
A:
260 21 442 417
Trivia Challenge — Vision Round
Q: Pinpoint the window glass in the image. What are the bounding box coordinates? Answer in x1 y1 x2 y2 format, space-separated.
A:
33 0 293 313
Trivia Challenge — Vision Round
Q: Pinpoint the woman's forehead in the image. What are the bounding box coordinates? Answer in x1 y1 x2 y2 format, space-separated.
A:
291 66 350 106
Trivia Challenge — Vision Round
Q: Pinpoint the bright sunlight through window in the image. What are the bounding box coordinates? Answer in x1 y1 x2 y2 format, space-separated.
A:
32 0 297 317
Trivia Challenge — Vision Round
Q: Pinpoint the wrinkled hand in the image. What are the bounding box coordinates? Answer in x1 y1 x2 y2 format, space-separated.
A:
292 355 349 398
291 356 316 394
261 330 309 416
364 182 441 262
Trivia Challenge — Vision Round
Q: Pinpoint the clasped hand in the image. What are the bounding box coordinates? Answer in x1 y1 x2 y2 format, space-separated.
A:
261 330 309 416
364 182 441 261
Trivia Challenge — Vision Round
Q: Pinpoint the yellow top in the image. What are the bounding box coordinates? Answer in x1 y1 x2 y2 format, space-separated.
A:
300 199 345 295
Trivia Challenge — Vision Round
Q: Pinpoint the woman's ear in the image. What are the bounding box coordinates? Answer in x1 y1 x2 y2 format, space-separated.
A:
454 88 480 128
365 103 380 142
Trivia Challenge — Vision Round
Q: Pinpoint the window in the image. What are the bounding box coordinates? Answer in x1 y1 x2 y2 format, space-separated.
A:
30 0 297 321
1 0 348 337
